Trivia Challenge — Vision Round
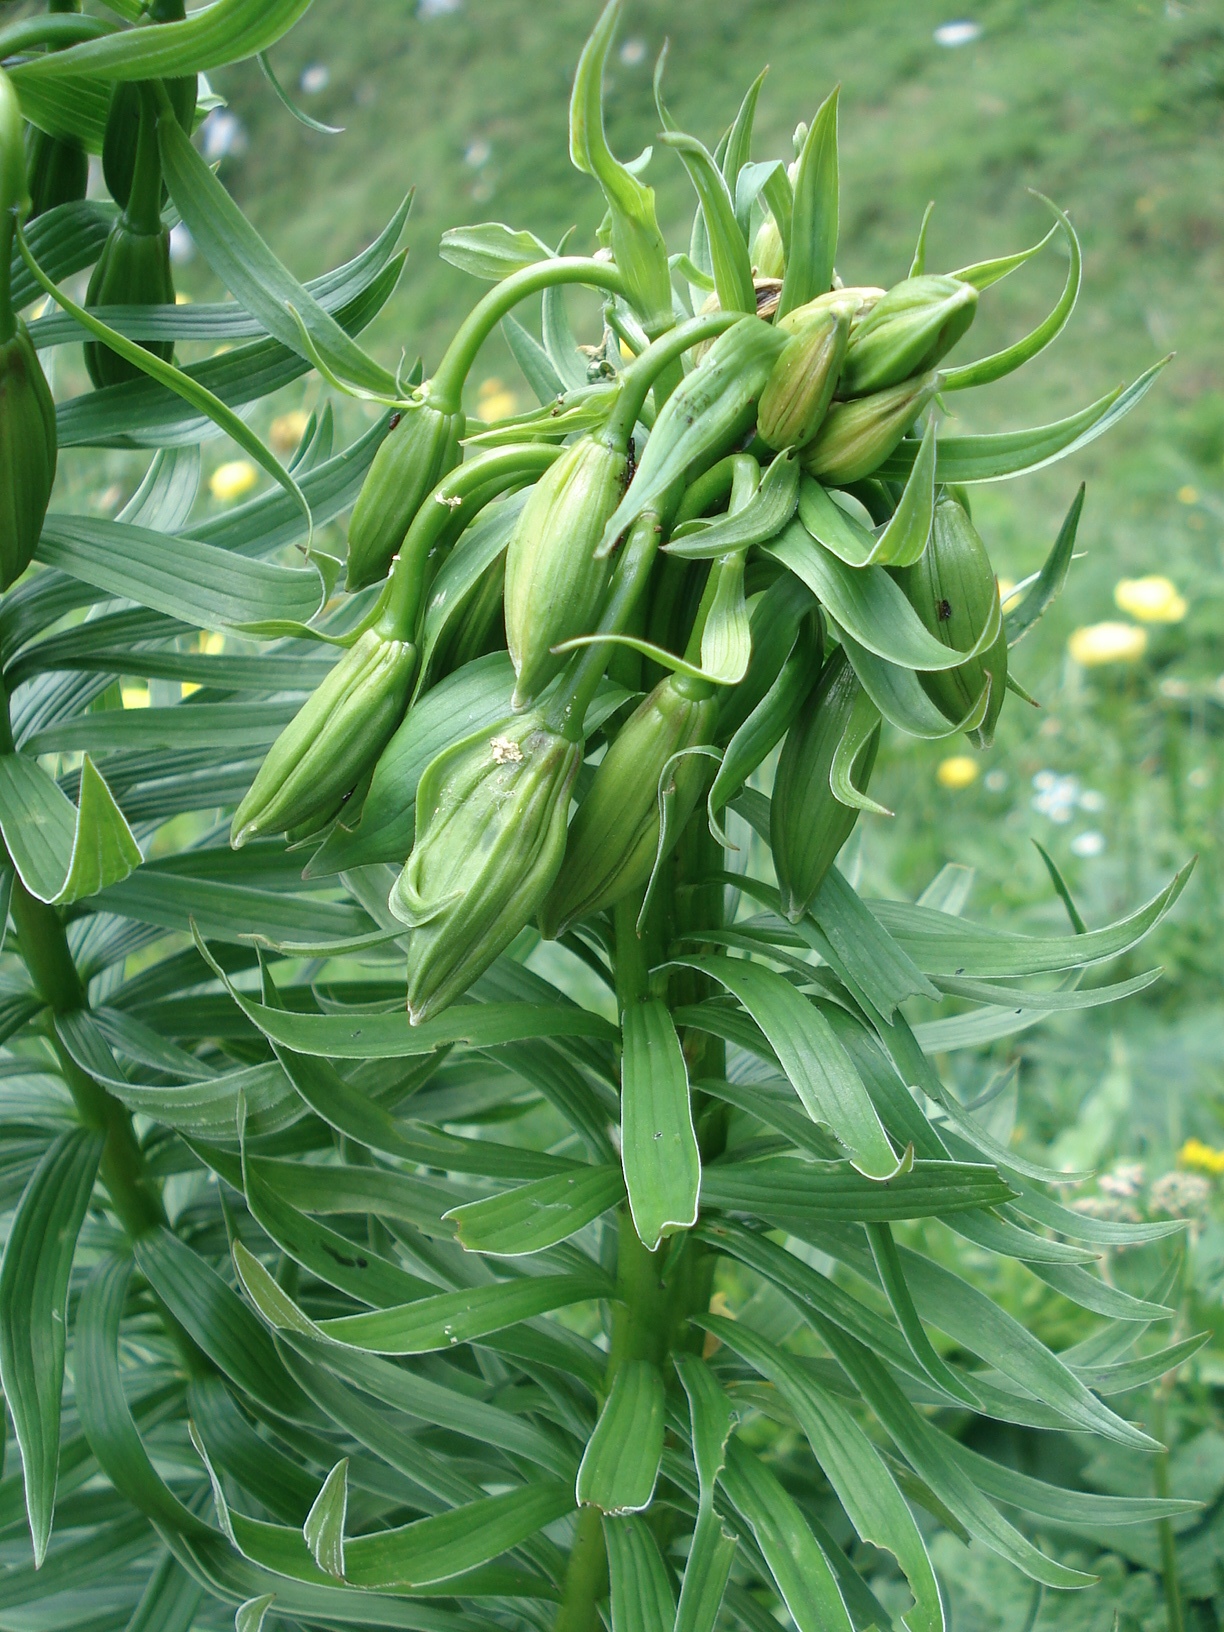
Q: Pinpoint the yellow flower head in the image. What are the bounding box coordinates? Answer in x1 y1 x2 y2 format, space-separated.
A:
1114 575 1187 624
1068 621 1148 667
1179 1137 1224 1176
937 755 979 789
270 409 311 456
477 376 518 421
209 460 258 503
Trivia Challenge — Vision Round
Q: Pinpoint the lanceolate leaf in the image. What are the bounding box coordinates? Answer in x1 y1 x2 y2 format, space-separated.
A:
778 86 839 318
621 1000 700 1250
604 1513 676 1632
0 753 141 906
10 0 315 82
577 1362 666 1514
445 1164 625 1255
0 1130 103 1563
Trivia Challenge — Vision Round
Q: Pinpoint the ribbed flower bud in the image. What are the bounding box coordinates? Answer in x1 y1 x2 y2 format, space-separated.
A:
24 127 87 218
840 274 977 398
757 302 851 453
231 629 415 847
0 324 57 591
801 370 940 486
83 221 175 388
771 647 879 921
504 431 627 709
751 214 785 280
393 713 582 1022
539 675 718 939
345 401 464 591
101 76 196 212
893 496 1007 748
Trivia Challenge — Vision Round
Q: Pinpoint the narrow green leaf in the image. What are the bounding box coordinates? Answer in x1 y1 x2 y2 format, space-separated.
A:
440 221 553 281
660 132 755 315
797 477 875 566
700 1156 1012 1221
950 1439 1199 1528
866 416 936 567
811 866 939 1011
942 198 1081 392
700 554 752 684
720 1439 854 1632
828 687 890 815
767 519 1002 672
876 357 1171 484
621 999 700 1250
235 1596 276 1632
710 1318 944 1632
577 1362 666 1514
0 1130 102 1563
0 753 140 906
11 0 314 81
605 1513 676 1632
671 955 901 1178
666 449 800 560
303 1460 348 1581
1005 484 1084 646
866 1221 982 1409
446 1165 625 1256
37 514 325 631
778 86 839 318
157 110 396 398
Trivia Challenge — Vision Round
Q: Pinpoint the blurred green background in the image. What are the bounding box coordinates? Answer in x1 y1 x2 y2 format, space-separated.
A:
54 0 1224 1624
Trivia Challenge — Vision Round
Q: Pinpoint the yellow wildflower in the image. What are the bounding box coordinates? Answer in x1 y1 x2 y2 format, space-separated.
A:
1068 622 1147 666
937 755 979 789
270 409 311 456
121 684 149 710
1114 575 1187 624
1177 485 1198 505
996 577 1022 612
1179 1137 1224 1176
209 460 258 502
477 376 517 421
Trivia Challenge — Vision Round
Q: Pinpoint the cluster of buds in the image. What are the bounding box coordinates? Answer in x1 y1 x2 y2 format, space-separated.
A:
219 1 1149 1023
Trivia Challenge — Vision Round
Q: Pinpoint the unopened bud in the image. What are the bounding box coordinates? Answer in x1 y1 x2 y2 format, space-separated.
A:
893 496 1007 748
393 713 581 1021
801 370 940 486
346 400 464 591
840 274 977 397
24 128 87 219
504 432 627 709
84 221 175 388
231 629 415 847
540 675 718 939
751 213 785 280
771 647 879 921
757 303 851 452
0 325 57 591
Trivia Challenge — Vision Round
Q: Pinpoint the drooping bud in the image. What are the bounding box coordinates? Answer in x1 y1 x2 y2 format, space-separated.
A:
540 675 718 939
24 127 88 218
893 495 1007 748
504 431 628 709
0 325 57 591
393 713 582 1022
840 274 977 398
771 646 880 921
231 629 415 847
101 0 196 213
86 83 176 389
346 401 464 591
756 301 851 452
83 220 176 387
800 370 940 486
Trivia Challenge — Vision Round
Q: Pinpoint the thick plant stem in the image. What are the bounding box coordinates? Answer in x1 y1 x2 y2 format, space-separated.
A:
553 1506 608 1632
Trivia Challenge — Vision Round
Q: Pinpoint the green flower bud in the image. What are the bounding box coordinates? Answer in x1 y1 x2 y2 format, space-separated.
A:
800 369 940 486
83 220 175 388
893 495 1007 748
24 127 87 219
0 323 57 592
393 712 582 1022
751 214 785 280
345 401 464 591
757 302 851 453
231 629 415 847
840 274 977 398
504 431 627 709
771 647 880 921
540 675 718 939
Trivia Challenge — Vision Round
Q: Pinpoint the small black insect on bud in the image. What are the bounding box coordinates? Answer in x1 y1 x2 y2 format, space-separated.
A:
937 598 953 621
388 411 402 430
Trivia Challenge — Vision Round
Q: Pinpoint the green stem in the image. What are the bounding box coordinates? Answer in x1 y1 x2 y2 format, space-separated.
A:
0 212 14 345
430 258 629 413
602 310 738 449
377 443 560 640
124 84 164 237
552 1506 608 1632
0 16 112 56
1152 1390 1185 1632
